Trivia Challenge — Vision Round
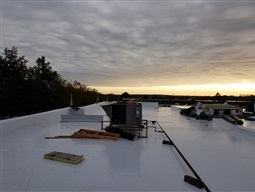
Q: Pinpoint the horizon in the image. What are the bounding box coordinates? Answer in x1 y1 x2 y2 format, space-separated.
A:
94 83 255 96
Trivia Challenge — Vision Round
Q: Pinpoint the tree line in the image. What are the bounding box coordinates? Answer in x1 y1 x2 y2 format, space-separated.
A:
3 47 253 118
0 47 120 118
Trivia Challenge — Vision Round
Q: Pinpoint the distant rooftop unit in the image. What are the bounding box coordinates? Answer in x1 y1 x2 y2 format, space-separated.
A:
121 98 139 103
202 103 243 116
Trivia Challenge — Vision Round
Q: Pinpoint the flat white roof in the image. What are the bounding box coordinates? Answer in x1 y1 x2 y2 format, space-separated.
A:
1 102 255 191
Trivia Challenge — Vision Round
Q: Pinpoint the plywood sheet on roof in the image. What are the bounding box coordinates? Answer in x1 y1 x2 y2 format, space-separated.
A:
45 129 120 140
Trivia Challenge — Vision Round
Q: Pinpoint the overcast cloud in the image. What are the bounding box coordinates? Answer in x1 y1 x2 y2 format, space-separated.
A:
2 1 255 92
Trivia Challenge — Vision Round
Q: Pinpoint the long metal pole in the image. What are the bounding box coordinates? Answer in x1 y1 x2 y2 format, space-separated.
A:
155 121 211 192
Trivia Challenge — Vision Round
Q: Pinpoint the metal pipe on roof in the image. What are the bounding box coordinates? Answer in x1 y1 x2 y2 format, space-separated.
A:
152 120 211 192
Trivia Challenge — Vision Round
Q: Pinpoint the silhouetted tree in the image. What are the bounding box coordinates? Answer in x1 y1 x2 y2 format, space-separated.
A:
28 56 65 111
0 47 29 117
214 92 222 103
121 92 132 100
0 47 121 117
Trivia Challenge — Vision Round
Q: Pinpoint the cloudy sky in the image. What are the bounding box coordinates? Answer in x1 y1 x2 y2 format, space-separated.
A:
2 0 255 95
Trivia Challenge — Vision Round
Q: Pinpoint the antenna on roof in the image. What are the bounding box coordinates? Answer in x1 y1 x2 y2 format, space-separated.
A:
96 96 100 103
70 93 74 108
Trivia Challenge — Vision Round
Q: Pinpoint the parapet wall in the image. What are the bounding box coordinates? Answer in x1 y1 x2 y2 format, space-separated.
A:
0 102 110 135
1 107 69 135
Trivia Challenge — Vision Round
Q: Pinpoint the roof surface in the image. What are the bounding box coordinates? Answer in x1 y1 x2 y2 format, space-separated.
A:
1 102 255 191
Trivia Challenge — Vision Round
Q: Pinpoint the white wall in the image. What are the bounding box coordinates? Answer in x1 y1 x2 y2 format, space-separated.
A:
1 107 69 135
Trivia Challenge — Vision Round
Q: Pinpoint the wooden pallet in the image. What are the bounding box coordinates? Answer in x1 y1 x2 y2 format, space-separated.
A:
45 129 120 140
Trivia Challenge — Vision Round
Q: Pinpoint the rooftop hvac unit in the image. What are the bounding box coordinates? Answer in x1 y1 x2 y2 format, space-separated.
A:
102 101 142 128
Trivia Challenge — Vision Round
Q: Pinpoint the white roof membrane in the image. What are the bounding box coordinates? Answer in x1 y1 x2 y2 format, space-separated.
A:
1 102 255 191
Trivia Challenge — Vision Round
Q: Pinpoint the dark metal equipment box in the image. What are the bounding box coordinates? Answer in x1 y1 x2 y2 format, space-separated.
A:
102 102 142 128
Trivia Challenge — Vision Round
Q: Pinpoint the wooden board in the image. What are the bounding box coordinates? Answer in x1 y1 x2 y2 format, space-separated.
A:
74 129 120 140
44 151 84 164
45 129 120 140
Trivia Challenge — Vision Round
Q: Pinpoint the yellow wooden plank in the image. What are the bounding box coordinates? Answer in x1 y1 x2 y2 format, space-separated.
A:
44 151 84 164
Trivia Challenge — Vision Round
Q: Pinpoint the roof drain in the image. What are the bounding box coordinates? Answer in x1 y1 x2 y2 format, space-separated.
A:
149 120 211 192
